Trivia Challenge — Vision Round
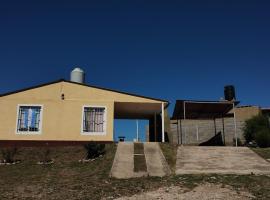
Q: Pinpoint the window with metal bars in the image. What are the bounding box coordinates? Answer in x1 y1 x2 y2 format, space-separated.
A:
83 107 106 133
17 106 42 133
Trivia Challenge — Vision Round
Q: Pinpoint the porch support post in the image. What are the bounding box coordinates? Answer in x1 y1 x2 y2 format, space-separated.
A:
162 102 165 143
136 120 139 142
154 113 157 142
222 115 226 145
180 118 183 145
214 118 217 136
183 101 186 145
183 101 186 120
233 101 238 147
177 119 180 145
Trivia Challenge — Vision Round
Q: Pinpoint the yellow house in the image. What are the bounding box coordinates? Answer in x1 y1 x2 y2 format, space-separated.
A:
0 73 169 146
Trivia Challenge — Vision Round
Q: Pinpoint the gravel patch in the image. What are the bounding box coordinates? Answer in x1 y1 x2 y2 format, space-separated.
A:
113 183 254 200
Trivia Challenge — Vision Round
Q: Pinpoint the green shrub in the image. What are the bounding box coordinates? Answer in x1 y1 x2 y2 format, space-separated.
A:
243 114 270 143
1 148 18 163
84 143 105 160
38 148 52 163
255 129 270 148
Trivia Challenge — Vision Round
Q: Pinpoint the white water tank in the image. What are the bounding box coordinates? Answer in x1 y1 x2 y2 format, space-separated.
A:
70 67 85 83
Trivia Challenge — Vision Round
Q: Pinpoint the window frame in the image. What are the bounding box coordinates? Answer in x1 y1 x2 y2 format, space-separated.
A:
81 105 107 135
15 104 44 135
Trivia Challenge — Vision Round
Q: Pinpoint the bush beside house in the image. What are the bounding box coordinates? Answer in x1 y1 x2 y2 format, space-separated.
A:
84 143 106 160
0 147 19 164
255 129 270 148
243 114 270 147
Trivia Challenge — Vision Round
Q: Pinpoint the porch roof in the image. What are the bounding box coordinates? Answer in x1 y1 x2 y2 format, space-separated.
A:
114 102 164 119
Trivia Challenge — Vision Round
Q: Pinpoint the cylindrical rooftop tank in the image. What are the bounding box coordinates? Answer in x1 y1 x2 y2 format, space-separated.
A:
70 67 85 84
224 85 236 101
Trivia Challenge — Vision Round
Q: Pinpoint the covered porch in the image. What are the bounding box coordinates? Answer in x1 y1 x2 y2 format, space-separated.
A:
114 102 169 142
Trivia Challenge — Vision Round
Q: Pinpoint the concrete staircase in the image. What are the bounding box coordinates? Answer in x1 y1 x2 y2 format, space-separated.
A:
110 142 171 179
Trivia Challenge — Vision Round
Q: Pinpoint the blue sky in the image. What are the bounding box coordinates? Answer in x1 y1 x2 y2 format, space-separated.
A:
1 1 270 141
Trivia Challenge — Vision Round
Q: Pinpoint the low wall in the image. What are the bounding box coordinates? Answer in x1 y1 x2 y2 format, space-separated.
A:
170 118 245 146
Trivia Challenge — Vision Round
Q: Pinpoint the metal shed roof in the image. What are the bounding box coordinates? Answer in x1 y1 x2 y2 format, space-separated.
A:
172 100 239 120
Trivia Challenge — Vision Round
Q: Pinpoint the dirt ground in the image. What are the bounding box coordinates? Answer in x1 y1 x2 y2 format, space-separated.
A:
113 183 255 200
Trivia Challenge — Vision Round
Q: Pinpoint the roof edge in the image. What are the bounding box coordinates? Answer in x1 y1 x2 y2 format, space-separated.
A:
0 79 169 104
63 80 169 104
175 99 240 104
0 79 65 98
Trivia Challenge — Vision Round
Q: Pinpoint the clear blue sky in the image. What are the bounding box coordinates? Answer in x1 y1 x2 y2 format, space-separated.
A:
1 1 270 141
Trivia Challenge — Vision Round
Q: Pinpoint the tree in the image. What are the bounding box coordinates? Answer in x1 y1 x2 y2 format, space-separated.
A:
243 114 270 147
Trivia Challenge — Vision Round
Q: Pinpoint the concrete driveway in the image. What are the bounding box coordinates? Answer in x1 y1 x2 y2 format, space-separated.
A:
176 146 270 175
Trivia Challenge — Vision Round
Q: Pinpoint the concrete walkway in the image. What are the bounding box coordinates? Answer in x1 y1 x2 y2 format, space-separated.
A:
144 142 171 177
176 146 270 175
111 142 170 179
110 142 134 179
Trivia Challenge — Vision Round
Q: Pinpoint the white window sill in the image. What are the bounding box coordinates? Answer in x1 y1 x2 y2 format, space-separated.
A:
81 132 107 136
16 132 42 135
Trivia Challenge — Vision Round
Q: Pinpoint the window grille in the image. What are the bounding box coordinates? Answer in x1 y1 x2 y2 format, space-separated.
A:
83 107 105 133
17 106 42 132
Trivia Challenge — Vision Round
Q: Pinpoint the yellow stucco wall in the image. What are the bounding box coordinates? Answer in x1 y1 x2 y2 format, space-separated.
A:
0 81 165 142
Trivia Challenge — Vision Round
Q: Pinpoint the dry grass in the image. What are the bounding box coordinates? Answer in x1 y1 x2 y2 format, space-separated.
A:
252 147 270 161
134 143 147 172
133 143 144 155
0 144 270 199
0 144 117 199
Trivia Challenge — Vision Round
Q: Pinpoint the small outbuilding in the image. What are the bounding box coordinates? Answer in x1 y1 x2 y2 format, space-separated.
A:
170 100 261 146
